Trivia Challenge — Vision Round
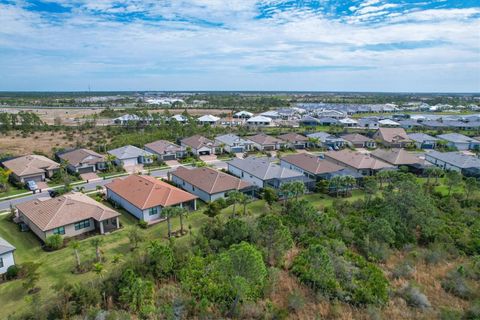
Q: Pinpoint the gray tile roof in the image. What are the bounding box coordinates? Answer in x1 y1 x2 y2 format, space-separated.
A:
408 133 439 143
228 157 305 181
108 145 153 160
215 134 250 146
437 133 479 144
427 151 480 169
0 237 16 255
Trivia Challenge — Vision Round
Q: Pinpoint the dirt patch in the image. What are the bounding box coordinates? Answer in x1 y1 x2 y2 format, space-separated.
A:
0 130 109 157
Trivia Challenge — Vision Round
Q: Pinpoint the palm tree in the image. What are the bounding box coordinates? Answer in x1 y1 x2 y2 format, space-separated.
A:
177 207 188 235
290 181 306 201
69 240 81 270
329 176 343 197
280 182 295 208
91 238 104 262
162 206 182 238
343 176 356 196
228 190 243 217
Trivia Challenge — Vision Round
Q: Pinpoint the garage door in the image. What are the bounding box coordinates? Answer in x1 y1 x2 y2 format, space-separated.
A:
77 166 95 174
25 175 43 182
122 158 138 166
199 151 211 156
162 154 176 161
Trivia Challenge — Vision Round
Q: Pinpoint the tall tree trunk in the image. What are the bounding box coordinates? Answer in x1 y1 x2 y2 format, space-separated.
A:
180 214 184 234
167 217 171 238
96 246 101 262
232 202 236 217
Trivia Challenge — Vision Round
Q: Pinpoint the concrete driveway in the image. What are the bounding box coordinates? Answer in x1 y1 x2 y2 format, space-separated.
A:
199 154 218 162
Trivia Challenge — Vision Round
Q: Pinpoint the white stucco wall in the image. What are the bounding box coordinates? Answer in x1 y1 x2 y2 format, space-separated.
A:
228 164 265 188
0 251 15 274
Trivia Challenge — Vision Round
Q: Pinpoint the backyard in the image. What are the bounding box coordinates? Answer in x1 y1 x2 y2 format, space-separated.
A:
0 176 469 317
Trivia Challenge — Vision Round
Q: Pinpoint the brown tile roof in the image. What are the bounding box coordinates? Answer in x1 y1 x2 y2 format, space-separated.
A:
324 149 395 170
3 155 60 176
375 128 411 143
341 133 373 144
171 166 251 194
105 175 197 209
277 133 308 143
181 135 214 149
16 192 120 231
370 149 425 166
144 140 183 155
281 153 345 175
247 133 284 145
58 148 105 166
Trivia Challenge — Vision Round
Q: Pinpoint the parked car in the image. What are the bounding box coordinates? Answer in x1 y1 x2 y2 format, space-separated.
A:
26 180 38 192
48 189 60 198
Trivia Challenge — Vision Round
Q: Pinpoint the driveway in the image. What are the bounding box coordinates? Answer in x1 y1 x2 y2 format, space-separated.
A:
199 154 218 162
123 164 144 174
165 160 181 168
80 172 101 182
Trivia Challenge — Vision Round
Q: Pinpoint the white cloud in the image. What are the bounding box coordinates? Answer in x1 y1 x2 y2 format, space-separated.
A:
0 1 478 91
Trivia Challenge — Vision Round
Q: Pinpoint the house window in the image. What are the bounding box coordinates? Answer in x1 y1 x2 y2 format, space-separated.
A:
74 219 91 231
149 207 158 216
192 186 196 191
0 257 3 268
52 226 65 235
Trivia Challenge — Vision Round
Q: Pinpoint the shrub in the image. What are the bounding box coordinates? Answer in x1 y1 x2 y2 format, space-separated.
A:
464 300 480 320
440 308 463 320
287 290 305 312
399 283 431 310
138 220 148 229
45 234 64 250
392 262 415 279
5 265 19 280
441 269 475 300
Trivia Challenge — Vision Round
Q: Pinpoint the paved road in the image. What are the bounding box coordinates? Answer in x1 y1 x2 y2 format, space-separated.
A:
0 159 228 211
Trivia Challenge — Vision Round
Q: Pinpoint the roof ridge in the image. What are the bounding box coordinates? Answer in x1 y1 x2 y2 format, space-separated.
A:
210 170 221 193
44 197 69 230
143 177 157 209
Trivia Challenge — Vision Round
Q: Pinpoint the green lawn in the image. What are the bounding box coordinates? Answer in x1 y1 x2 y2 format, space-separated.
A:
0 185 29 199
0 198 255 318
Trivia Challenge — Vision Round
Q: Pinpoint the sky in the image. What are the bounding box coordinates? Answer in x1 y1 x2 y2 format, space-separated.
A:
0 0 479 92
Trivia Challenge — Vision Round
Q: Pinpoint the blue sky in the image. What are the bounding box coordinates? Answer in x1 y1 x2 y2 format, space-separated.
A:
0 0 479 92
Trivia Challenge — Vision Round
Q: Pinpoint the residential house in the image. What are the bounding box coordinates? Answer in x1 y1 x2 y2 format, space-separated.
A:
317 117 339 126
144 140 185 161
408 133 439 149
246 133 286 151
233 110 253 119
260 111 281 119
57 148 106 174
170 166 254 202
373 128 412 148
2 155 60 183
421 120 449 129
307 132 346 149
339 118 358 127
399 120 423 130
197 114 220 126
278 133 308 149
341 133 376 148
17 192 121 242
108 145 154 168
315 109 346 119
171 114 188 124
105 175 197 222
215 134 254 153
181 135 220 155
246 115 273 127
280 153 361 180
436 133 480 151
219 117 244 127
227 157 313 189
0 237 15 275
324 149 395 176
370 149 431 172
425 151 480 177
378 119 400 127
299 115 320 126
114 114 152 125
358 118 380 129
